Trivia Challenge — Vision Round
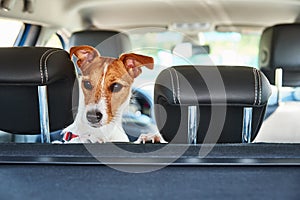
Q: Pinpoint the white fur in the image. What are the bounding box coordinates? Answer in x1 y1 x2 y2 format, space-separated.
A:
62 76 130 143
61 54 166 144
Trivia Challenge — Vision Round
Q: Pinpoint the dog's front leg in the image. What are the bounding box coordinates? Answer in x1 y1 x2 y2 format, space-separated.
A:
61 133 107 143
80 134 108 143
134 132 167 144
60 125 88 143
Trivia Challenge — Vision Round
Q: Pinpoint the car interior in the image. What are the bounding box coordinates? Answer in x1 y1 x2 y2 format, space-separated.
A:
0 0 299 199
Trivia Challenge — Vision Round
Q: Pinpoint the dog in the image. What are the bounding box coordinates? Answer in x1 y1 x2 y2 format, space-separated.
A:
62 45 166 144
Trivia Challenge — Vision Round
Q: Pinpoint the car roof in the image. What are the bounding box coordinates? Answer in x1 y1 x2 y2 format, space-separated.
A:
1 0 300 34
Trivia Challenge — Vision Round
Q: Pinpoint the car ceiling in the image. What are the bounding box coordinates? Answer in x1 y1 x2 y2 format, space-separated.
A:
1 0 300 33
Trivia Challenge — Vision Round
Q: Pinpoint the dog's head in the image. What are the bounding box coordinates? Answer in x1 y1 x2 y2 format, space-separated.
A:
70 45 154 128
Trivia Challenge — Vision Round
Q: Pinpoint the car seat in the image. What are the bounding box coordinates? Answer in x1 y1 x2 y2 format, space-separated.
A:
0 47 78 143
68 30 131 58
154 65 272 143
256 23 300 143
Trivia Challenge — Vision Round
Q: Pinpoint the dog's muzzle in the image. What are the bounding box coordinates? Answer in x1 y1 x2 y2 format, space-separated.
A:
86 109 103 124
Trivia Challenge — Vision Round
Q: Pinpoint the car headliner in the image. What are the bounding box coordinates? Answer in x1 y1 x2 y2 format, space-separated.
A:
0 0 300 34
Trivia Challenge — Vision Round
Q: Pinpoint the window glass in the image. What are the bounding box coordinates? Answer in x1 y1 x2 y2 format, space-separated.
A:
129 30 260 88
0 18 23 47
130 31 260 66
45 33 63 48
130 31 184 87
201 32 260 67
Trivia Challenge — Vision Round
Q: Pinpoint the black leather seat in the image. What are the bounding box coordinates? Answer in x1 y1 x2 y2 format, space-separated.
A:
69 30 132 57
259 23 300 87
0 47 78 142
154 65 272 144
255 23 300 142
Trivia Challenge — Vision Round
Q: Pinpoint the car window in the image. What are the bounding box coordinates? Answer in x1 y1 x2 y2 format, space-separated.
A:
129 30 260 89
130 31 260 66
0 18 23 47
201 32 260 67
45 33 64 49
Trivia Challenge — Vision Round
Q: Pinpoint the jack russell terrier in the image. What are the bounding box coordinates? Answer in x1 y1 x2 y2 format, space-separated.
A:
62 45 166 144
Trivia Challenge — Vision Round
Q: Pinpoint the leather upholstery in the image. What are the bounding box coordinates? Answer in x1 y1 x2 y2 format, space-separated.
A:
0 47 78 134
155 66 271 106
154 65 272 143
69 30 132 58
259 23 300 86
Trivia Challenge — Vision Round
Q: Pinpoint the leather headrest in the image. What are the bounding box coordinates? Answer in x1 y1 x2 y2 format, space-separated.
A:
0 47 74 85
69 30 132 58
0 47 77 134
259 24 300 87
155 65 272 107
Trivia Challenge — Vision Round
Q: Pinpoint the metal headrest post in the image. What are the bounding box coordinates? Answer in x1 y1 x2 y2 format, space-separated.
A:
242 107 253 143
188 106 198 145
275 68 283 106
38 85 51 143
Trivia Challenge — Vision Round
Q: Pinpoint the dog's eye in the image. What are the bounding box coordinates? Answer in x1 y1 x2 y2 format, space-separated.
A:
110 83 123 93
83 80 93 90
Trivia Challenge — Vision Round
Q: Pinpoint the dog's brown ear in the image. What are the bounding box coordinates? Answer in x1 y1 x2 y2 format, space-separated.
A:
119 53 154 78
70 45 100 68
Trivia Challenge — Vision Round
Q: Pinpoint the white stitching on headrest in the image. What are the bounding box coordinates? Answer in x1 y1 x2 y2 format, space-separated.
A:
43 50 61 83
256 70 262 105
253 68 258 105
167 68 176 104
39 49 54 84
172 68 181 104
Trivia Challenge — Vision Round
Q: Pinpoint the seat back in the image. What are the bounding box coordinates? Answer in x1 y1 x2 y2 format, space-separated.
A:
154 65 271 144
256 23 300 142
259 23 300 87
0 47 78 142
69 30 132 57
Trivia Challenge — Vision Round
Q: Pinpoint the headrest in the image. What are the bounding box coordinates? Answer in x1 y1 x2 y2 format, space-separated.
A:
0 47 74 85
0 47 77 134
155 65 271 107
259 24 300 87
69 30 132 58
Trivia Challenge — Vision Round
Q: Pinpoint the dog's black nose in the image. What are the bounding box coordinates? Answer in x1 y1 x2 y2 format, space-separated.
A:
86 110 103 124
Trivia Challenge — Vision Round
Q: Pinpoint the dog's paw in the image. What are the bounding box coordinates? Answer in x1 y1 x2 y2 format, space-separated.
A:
79 134 107 143
52 140 64 144
134 132 168 144
65 137 83 143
